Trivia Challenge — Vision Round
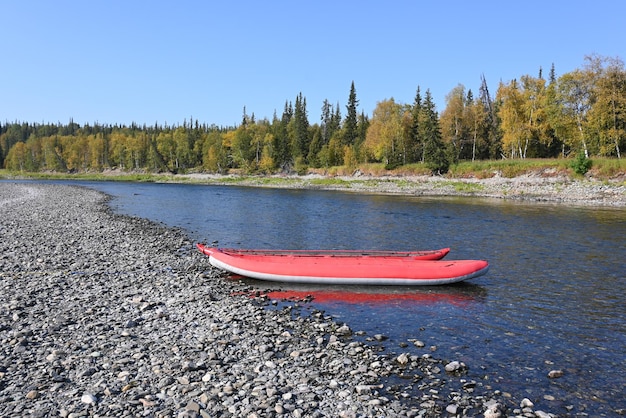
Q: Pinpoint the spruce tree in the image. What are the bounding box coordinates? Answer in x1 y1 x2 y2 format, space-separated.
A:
293 93 310 159
330 103 342 139
421 90 449 174
409 86 423 163
321 99 332 144
343 81 358 146
478 74 501 158
271 101 292 170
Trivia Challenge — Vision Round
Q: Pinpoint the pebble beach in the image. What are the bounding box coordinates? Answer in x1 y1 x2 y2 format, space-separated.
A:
0 181 611 417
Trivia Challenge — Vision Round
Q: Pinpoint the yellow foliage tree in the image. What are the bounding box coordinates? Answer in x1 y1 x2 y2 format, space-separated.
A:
440 84 467 161
364 99 404 165
497 80 527 158
5 141 27 170
586 55 626 158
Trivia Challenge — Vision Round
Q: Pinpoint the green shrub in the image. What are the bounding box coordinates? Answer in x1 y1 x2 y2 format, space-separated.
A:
294 156 308 175
571 152 592 175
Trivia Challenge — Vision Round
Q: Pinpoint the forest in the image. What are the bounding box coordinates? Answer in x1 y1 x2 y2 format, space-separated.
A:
1 54 624 175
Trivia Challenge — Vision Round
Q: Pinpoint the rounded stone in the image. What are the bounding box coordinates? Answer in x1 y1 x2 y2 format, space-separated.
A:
25 390 39 400
446 404 458 414
81 392 97 404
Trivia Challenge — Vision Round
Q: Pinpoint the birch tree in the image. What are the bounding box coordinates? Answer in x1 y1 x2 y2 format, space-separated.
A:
440 84 467 162
497 80 527 158
586 55 625 158
364 99 404 166
558 69 594 157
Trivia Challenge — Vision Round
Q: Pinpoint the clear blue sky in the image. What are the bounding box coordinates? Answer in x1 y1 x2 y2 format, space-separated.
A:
1 0 624 128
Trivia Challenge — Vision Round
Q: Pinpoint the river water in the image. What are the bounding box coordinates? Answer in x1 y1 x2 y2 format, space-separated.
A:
43 181 626 416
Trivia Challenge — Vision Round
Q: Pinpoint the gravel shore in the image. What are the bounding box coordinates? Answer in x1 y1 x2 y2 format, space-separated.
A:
0 183 560 417
182 172 626 207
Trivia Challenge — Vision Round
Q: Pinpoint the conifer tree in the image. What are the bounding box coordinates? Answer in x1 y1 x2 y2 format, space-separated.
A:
408 86 423 163
293 93 310 159
421 90 449 174
330 103 342 139
271 101 293 170
478 74 501 158
343 81 359 146
321 99 332 144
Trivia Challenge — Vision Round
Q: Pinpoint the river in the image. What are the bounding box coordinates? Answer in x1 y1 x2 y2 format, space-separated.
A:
39 181 626 416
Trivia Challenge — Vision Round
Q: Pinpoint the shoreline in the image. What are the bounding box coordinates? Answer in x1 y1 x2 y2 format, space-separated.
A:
0 183 557 417
178 172 626 207
3 170 626 206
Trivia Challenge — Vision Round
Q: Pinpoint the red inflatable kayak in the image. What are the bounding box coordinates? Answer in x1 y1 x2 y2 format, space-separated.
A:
197 244 488 285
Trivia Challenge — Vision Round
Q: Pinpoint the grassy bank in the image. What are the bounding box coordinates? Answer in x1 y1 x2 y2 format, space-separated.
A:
448 157 626 180
0 171 175 183
1 158 624 185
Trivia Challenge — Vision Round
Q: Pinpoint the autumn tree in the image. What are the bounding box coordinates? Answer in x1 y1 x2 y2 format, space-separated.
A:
41 135 66 171
586 55 626 158
497 79 527 158
59 134 90 171
24 134 42 171
154 131 175 171
203 131 228 173
5 141 28 171
440 84 470 162
172 126 194 171
495 72 551 159
463 90 483 162
118 131 145 170
147 134 168 172
364 98 405 166
441 84 497 162
317 131 344 168
520 73 549 157
87 133 106 170
231 124 254 171
543 64 567 157
558 69 595 157
258 131 276 173
248 120 268 167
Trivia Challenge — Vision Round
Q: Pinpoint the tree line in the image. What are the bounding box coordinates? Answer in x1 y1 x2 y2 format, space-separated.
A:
2 54 624 175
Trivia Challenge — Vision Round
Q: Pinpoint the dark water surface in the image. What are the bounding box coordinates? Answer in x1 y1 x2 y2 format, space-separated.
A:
40 181 626 415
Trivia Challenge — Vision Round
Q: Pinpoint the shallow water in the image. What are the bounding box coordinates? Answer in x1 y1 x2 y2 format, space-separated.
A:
30 181 626 416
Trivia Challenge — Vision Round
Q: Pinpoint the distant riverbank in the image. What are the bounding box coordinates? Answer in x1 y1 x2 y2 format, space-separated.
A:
3 168 625 206
179 172 626 207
